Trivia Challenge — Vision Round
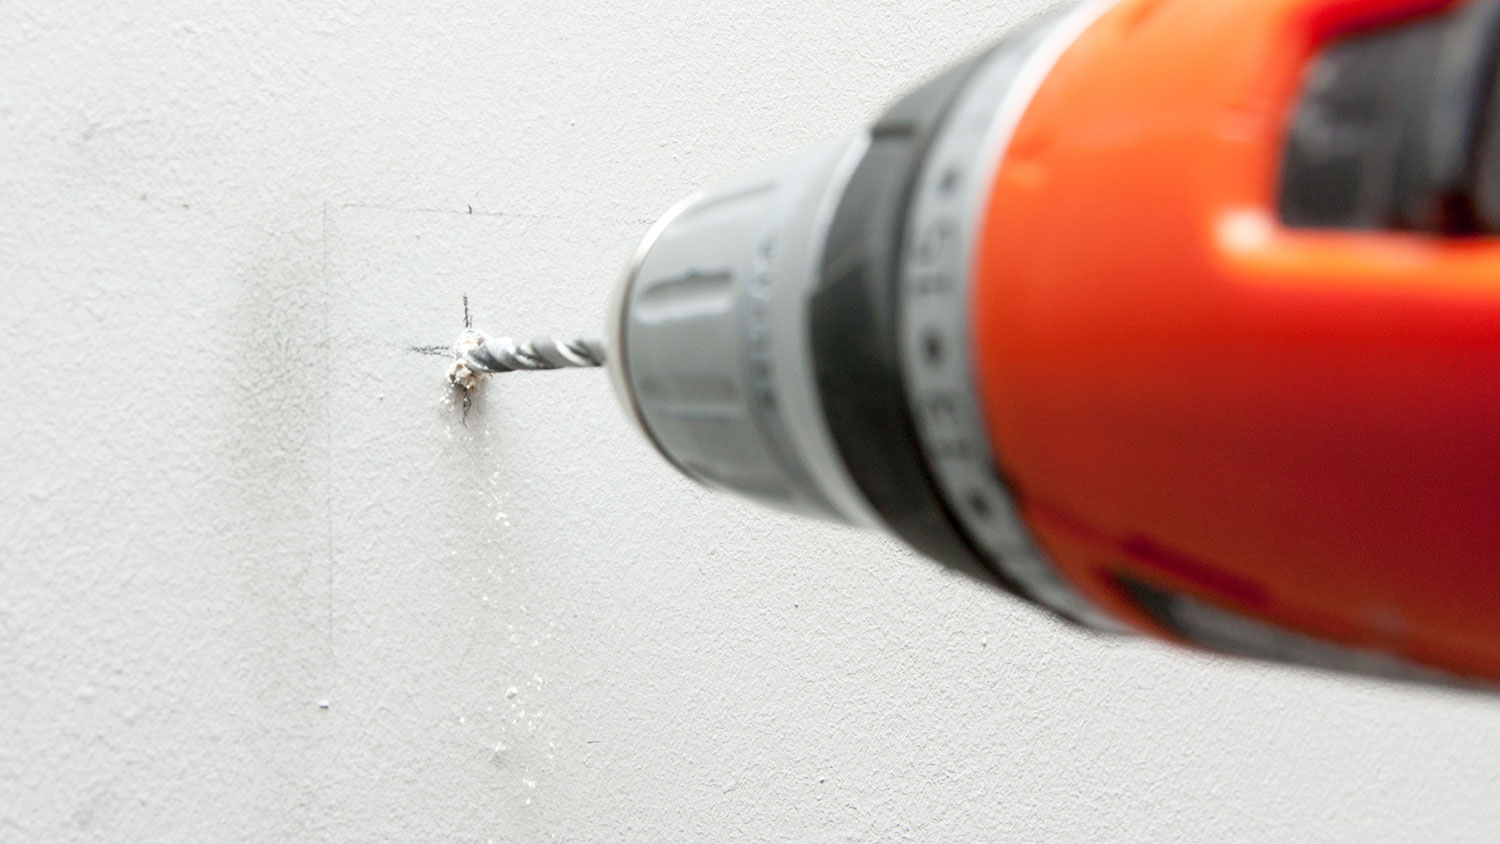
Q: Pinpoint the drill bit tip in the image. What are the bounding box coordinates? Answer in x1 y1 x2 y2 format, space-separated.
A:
446 327 607 409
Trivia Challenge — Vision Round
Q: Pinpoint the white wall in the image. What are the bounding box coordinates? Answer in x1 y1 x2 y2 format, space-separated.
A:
5 1 1500 841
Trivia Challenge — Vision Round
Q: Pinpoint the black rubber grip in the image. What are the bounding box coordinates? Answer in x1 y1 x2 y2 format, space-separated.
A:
1279 1 1500 235
808 52 1000 586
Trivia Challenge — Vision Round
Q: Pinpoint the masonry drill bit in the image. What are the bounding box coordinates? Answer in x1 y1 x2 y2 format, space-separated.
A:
439 329 605 418
409 296 606 416
450 329 606 384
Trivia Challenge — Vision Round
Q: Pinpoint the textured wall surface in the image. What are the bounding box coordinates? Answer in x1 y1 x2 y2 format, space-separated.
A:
5 1 1500 841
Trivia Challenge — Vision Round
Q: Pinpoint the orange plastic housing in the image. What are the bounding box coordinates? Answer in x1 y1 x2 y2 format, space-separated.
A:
973 0 1500 680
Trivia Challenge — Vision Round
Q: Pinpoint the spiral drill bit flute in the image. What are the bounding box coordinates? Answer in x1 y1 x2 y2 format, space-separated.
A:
447 331 606 389
412 296 605 414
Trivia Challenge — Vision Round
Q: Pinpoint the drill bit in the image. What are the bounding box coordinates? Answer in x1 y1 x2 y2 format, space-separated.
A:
410 296 606 415
442 330 605 416
456 331 607 376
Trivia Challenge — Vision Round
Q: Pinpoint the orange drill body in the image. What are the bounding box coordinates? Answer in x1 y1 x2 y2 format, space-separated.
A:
975 0 1500 679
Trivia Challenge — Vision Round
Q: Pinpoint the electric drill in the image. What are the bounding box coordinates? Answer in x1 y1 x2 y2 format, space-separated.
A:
602 0 1500 687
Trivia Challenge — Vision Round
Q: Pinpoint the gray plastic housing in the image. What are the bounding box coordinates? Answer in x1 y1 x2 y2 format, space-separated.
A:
606 135 879 526
602 0 1126 635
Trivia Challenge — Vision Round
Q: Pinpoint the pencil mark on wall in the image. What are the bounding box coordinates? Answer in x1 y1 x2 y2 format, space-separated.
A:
406 295 487 422
340 202 566 223
338 200 656 227
322 200 336 672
